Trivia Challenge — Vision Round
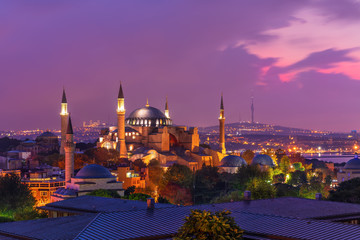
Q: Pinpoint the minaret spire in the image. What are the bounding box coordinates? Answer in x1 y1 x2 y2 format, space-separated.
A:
60 88 69 155
62 88 67 103
165 96 170 118
219 93 226 155
251 95 254 124
64 115 74 183
118 82 124 99
117 83 127 159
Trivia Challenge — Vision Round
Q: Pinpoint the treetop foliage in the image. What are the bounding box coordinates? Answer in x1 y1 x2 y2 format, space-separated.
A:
174 210 243 240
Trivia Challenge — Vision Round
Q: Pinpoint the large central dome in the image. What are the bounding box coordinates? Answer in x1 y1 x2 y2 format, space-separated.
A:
126 106 172 127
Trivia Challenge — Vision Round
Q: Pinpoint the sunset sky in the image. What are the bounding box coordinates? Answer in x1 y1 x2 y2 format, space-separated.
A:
1 0 360 132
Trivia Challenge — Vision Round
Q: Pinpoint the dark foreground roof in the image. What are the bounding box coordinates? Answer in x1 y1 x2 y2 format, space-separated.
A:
40 195 173 214
3 197 360 239
0 214 95 240
75 208 360 240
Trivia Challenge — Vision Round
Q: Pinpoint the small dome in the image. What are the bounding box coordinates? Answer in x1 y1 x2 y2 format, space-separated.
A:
220 155 247 167
252 154 275 167
75 164 115 179
38 131 57 138
126 106 172 127
344 154 360 169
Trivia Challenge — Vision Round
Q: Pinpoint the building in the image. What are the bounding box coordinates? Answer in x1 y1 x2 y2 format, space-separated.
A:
22 176 65 207
97 84 227 171
51 164 124 202
117 166 148 189
337 153 360 183
0 169 21 177
4 197 360 239
252 154 276 167
52 117 124 202
219 155 247 173
15 131 59 155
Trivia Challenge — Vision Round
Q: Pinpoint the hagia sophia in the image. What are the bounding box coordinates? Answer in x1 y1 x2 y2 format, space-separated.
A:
94 84 224 170
51 84 277 201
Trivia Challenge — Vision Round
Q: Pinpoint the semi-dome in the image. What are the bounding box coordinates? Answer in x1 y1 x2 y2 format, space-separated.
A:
344 154 360 169
75 164 115 179
252 154 275 167
220 155 247 167
126 106 172 127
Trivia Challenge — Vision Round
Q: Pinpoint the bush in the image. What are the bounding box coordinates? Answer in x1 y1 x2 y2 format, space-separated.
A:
87 189 121 198
174 210 243 239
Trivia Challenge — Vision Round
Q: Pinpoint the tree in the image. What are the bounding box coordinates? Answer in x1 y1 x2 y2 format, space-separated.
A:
148 160 164 190
325 175 332 186
275 149 286 166
287 170 307 186
84 148 119 166
246 178 276 200
125 193 151 201
0 137 20 153
160 164 193 189
174 210 243 240
241 150 254 165
328 178 360 203
279 155 291 175
0 174 35 211
234 165 271 191
0 174 46 221
124 186 135 197
293 162 305 171
58 153 89 170
87 189 120 198
212 190 243 203
132 159 146 172
159 164 193 205
194 166 224 204
275 183 299 197
273 173 285 184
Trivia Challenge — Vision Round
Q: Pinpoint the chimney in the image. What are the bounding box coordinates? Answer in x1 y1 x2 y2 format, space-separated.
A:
315 193 322 200
244 191 251 201
147 198 155 209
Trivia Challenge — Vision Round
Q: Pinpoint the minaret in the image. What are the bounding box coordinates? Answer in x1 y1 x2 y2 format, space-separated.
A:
117 83 127 159
60 89 69 155
251 96 254 124
165 96 170 118
219 93 226 155
64 116 74 183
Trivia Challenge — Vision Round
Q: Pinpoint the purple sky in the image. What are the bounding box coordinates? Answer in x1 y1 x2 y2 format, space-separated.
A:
1 0 360 132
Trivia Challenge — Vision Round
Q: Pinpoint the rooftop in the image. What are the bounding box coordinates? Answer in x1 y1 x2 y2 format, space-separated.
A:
3 197 360 240
40 195 173 213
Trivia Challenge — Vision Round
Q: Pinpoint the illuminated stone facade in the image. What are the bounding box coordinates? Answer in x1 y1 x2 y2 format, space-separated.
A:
97 85 209 170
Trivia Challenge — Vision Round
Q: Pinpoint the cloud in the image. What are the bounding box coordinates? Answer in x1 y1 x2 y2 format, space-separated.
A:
262 48 359 83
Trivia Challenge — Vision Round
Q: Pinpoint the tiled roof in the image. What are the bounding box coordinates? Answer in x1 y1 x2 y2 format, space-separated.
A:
212 197 360 219
41 195 174 213
75 205 360 240
0 214 96 240
4 197 360 240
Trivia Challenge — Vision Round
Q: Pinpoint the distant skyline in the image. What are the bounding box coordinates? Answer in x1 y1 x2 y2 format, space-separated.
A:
1 1 360 132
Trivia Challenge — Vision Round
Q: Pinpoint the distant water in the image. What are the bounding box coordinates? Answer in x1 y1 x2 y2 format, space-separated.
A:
302 153 353 164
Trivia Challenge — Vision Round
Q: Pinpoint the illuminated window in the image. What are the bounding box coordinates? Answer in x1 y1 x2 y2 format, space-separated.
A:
40 191 48 196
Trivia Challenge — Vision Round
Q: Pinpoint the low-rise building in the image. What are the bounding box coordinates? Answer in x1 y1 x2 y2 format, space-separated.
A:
52 164 124 202
337 153 360 183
